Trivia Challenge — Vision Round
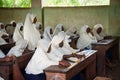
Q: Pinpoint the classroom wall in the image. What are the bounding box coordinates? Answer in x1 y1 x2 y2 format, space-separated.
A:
43 7 109 34
0 0 42 24
0 0 120 58
109 0 120 36
109 0 120 59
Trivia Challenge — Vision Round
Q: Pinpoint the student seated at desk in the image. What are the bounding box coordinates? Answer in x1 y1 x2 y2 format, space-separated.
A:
66 26 79 37
25 31 83 80
0 22 9 36
23 13 41 51
52 23 64 37
92 24 111 41
0 23 9 43
5 20 17 37
13 23 24 42
54 31 80 55
42 26 53 42
92 24 114 68
35 22 43 35
77 25 97 50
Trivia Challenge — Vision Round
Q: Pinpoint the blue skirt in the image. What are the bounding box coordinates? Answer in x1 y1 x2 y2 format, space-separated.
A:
24 72 46 80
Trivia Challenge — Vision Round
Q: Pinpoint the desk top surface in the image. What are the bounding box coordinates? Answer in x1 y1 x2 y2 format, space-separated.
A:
92 38 115 45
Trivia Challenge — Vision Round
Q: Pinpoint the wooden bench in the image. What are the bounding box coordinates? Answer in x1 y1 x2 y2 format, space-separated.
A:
0 43 34 80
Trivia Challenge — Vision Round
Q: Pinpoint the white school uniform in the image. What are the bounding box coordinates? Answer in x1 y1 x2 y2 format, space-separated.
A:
23 13 40 50
7 39 27 57
77 25 97 49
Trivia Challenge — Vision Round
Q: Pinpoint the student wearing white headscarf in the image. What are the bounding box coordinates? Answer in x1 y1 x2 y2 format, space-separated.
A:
0 23 9 38
25 30 83 80
92 24 106 41
23 13 41 51
93 24 114 67
7 39 27 57
0 23 9 43
25 35 70 80
50 31 83 80
13 23 24 42
52 24 64 37
0 37 7 45
0 23 8 35
5 20 16 37
56 31 79 55
35 22 43 34
77 25 97 50
66 26 78 37
43 26 53 41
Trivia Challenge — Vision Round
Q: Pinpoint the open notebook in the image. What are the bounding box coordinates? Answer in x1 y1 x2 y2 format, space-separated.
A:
67 50 97 69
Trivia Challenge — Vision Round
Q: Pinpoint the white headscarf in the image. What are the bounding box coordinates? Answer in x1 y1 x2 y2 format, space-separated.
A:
0 37 7 45
7 39 27 57
36 22 42 30
66 26 78 37
13 23 23 42
0 76 4 80
0 23 9 37
47 34 64 62
52 24 64 37
10 20 16 24
77 25 97 49
0 49 5 58
93 24 105 41
43 26 53 42
57 31 78 55
23 13 41 50
37 26 53 54
25 39 58 75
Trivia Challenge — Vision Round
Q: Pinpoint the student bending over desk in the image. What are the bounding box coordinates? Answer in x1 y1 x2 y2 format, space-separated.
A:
92 24 114 68
25 31 84 80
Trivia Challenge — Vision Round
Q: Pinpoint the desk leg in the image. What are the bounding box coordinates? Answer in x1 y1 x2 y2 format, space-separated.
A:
97 50 106 76
111 43 119 60
86 59 96 80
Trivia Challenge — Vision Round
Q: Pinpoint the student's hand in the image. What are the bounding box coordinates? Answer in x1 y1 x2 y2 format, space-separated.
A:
73 54 85 59
4 56 13 62
79 48 84 52
59 60 71 67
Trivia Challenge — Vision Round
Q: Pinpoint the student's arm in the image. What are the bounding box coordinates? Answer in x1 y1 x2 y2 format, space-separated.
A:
59 59 71 67
63 53 85 60
0 56 13 62
12 56 25 80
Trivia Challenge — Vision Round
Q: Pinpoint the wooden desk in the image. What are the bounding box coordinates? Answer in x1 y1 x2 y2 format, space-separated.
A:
44 50 97 80
0 50 34 80
0 42 15 55
92 38 119 76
